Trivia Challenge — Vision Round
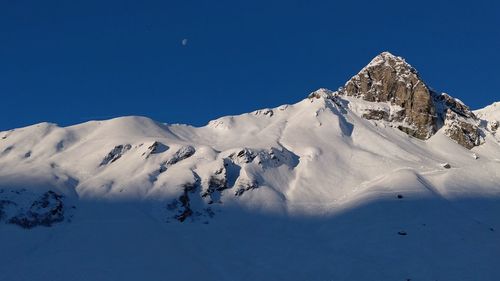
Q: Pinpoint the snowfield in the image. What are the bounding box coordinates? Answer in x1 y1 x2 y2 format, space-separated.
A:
1 53 499 281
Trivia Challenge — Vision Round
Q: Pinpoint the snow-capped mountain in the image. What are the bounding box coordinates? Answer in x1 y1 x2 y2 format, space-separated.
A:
1 52 499 281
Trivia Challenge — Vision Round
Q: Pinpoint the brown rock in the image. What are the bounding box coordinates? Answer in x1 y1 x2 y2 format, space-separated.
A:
340 52 437 140
362 109 390 121
334 51 484 149
443 109 481 149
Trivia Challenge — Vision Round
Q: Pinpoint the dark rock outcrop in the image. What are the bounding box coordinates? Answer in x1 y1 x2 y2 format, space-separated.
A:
157 145 196 174
441 163 451 169
443 109 481 149
361 109 390 121
100 144 132 166
174 183 197 222
201 167 228 202
8 191 65 229
166 180 217 223
229 148 256 164
235 180 259 197
166 146 195 166
143 141 169 158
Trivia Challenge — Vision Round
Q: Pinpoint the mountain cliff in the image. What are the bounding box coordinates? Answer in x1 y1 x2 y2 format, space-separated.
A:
336 52 483 148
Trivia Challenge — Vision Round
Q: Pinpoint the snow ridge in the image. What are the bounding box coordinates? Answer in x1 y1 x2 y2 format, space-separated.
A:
1 51 500 281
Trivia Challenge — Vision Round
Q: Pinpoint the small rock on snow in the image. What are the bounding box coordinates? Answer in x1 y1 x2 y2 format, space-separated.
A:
441 163 451 169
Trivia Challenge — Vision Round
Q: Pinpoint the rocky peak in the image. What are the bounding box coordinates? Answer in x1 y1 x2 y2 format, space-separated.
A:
364 51 418 78
338 51 437 140
328 51 483 149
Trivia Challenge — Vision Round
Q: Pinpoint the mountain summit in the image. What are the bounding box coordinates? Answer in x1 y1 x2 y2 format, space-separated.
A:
1 52 499 281
323 51 481 148
339 51 437 139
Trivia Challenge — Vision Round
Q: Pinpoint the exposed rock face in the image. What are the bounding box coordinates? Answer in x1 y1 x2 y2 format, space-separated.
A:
234 179 258 197
174 183 196 222
335 51 483 149
229 148 256 164
165 182 215 223
339 52 437 139
143 141 169 158
435 94 482 148
166 145 196 166
361 109 390 121
443 109 481 149
201 166 228 202
100 144 132 166
158 145 196 174
6 190 66 229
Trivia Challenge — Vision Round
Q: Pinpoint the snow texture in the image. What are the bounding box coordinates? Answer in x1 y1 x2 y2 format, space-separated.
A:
0 53 499 281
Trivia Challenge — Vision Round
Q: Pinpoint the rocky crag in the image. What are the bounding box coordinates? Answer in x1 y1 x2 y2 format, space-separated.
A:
316 52 483 149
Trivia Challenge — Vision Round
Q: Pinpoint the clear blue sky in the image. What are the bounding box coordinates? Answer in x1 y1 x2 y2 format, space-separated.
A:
1 0 499 130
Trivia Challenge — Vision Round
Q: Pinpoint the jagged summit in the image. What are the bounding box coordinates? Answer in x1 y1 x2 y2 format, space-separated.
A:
364 51 418 74
305 51 483 149
336 52 436 139
307 52 485 148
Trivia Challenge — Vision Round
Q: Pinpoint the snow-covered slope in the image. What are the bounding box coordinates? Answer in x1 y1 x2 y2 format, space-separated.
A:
1 52 499 281
475 102 500 136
